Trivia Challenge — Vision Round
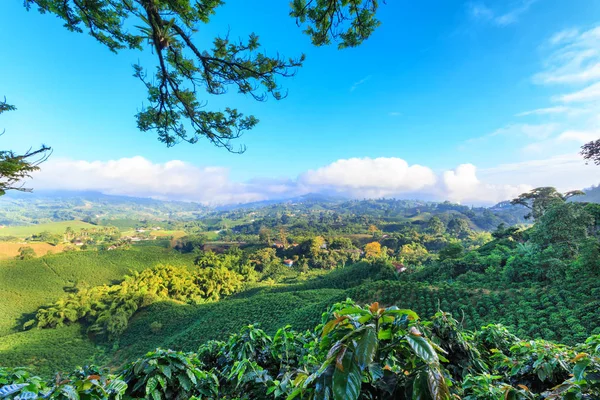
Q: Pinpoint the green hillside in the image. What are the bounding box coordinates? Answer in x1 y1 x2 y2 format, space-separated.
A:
0 246 195 337
0 220 96 238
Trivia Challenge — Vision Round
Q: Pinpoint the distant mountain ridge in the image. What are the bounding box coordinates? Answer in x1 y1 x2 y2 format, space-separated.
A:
3 187 599 227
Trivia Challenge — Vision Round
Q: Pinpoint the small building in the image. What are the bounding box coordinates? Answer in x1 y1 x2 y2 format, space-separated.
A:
272 240 285 249
392 262 407 273
73 239 84 246
283 259 294 267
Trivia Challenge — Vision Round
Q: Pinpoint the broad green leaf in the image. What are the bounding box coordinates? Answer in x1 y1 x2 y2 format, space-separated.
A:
412 371 430 400
0 384 27 398
368 363 384 382
338 307 368 316
573 358 591 381
385 309 419 321
146 376 159 398
407 334 438 364
426 366 450 400
378 328 392 340
151 388 162 400
332 352 362 400
178 374 192 392
355 327 378 369
159 365 172 380
60 385 80 400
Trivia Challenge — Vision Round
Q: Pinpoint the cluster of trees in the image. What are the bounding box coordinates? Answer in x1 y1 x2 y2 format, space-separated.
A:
26 226 122 247
28 264 245 339
416 187 600 285
3 300 600 399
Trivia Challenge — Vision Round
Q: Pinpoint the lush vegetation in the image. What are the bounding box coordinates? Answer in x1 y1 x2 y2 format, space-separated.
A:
0 246 195 337
29 264 245 339
1 301 599 399
1 186 599 399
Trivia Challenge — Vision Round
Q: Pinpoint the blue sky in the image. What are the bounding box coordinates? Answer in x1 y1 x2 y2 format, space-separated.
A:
2 0 599 204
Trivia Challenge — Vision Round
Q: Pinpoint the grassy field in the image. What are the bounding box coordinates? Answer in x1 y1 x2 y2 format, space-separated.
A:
0 242 67 259
0 220 97 238
0 325 103 375
0 246 196 337
121 229 187 239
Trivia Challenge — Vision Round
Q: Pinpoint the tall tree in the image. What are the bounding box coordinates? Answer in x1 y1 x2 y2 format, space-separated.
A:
581 139 600 165
511 187 585 220
530 202 593 259
0 98 51 195
23 0 382 151
427 216 445 235
447 217 470 238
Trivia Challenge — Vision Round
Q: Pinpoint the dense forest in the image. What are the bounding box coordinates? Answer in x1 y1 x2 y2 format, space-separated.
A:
1 186 600 399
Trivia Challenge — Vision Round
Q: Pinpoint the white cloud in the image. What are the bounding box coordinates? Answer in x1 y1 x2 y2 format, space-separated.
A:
350 75 372 92
516 106 570 116
468 3 494 20
27 154 600 206
557 130 599 143
494 0 537 26
557 81 600 103
299 157 437 197
549 28 580 45
509 26 600 157
466 123 560 144
480 153 599 192
516 106 589 117
443 164 531 203
467 0 537 26
30 157 277 205
534 26 600 86
389 111 402 116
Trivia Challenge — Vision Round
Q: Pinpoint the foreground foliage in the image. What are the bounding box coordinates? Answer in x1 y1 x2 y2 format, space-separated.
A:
2 300 600 399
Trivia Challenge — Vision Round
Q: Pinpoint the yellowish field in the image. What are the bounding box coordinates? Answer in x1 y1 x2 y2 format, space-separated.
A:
121 229 186 239
0 242 67 259
0 221 96 238
152 230 186 239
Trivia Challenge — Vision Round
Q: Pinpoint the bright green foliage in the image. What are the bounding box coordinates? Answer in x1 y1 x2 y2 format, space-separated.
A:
122 349 218 399
530 202 593 258
15 246 36 260
511 187 585 220
427 216 446 235
447 217 471 238
399 242 429 265
290 0 381 48
3 302 600 399
0 245 195 337
31 264 244 338
0 365 127 400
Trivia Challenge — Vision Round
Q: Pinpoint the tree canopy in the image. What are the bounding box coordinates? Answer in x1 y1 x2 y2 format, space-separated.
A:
22 0 382 151
510 187 584 220
581 138 600 166
0 98 51 196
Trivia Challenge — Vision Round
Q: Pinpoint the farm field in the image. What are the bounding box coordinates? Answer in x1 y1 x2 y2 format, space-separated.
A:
0 242 67 259
0 220 97 238
0 245 196 338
